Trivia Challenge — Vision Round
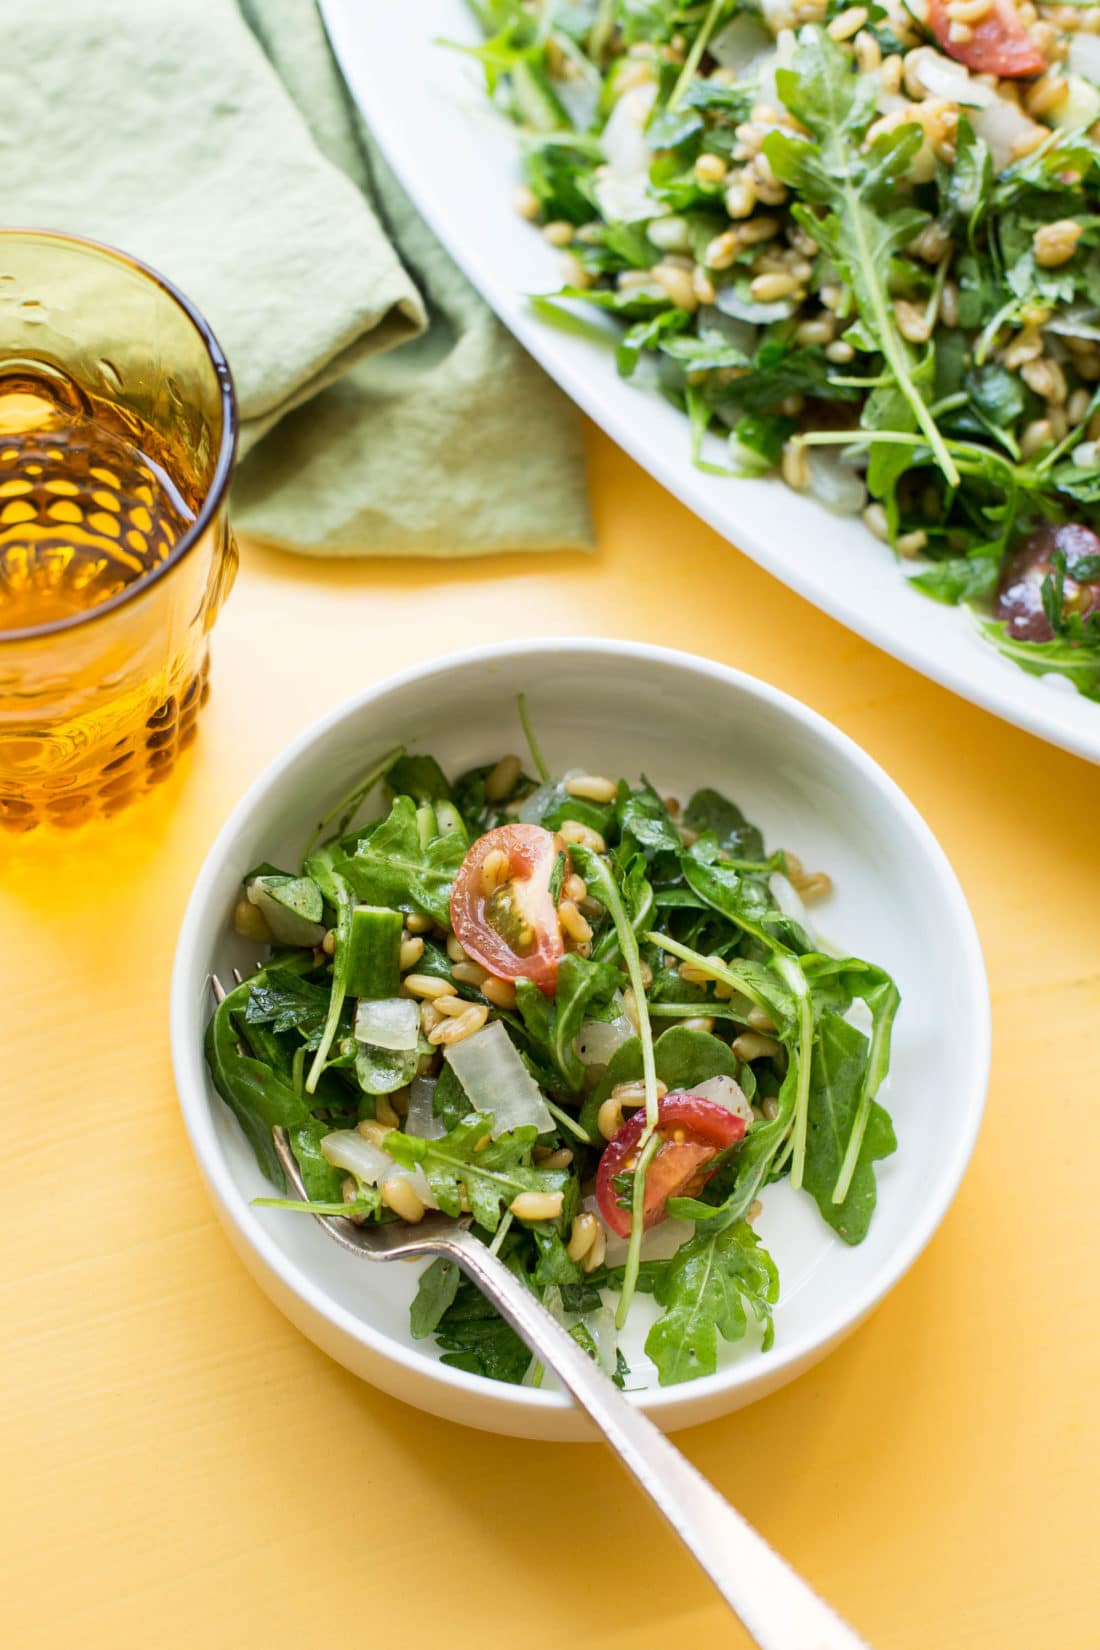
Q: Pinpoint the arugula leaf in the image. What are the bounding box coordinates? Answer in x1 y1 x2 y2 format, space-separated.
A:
616 779 683 867
336 796 466 926
766 30 958 485
385 1114 569 1232
802 1011 897 1244
940 115 992 242
617 306 692 376
645 1222 779 1385
965 362 1027 435
289 1116 348 1203
515 951 620 1091
243 968 337 1049
204 982 310 1187
659 332 751 373
647 104 705 149
529 1221 585 1286
713 337 857 413
729 411 798 470
559 1278 603 1315
386 754 453 804
909 553 1000 605
680 838 812 955
682 786 765 861
432 1061 475 1131
410 1257 461 1339
981 617 1100 699
433 1275 532 1384
521 132 602 223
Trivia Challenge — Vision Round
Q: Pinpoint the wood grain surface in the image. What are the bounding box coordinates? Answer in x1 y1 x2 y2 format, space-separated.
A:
2 427 1097 1650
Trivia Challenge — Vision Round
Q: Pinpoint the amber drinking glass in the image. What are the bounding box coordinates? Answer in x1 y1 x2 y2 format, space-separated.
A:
0 231 237 831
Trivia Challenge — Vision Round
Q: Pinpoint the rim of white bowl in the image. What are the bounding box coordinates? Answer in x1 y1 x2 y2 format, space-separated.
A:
171 637 991 1420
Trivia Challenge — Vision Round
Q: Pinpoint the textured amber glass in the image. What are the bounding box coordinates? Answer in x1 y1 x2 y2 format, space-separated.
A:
0 231 237 831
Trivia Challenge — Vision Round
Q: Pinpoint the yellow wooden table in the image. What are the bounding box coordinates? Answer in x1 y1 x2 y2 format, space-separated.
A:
3 427 1098 1650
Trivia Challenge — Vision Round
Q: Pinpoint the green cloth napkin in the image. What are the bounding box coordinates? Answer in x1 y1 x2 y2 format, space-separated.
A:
0 0 593 557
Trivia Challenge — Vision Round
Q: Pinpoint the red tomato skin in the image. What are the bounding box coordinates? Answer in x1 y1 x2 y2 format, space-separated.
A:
596 1093 747 1238
926 0 1045 77
450 822 565 995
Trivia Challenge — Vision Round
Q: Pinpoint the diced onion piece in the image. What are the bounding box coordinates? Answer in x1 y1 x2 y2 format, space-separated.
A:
761 0 795 32
517 770 581 826
594 169 656 222
697 305 757 355
1046 304 1100 342
575 1012 634 1067
542 1285 618 1375
585 1194 695 1269
320 1129 435 1205
1069 32 1100 87
594 83 658 223
444 1020 553 1137
970 94 1038 173
903 46 991 106
354 996 420 1051
406 1077 445 1141
517 777 559 824
601 81 656 170
690 1074 755 1127
583 1305 620 1377
709 13 774 73
556 78 599 133
807 448 868 517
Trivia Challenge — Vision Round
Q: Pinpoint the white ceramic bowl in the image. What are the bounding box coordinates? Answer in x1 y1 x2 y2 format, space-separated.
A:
171 639 990 1440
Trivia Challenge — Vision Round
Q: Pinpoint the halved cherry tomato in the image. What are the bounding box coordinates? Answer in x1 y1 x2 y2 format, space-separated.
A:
994 522 1100 640
926 0 1045 77
596 1094 747 1238
450 823 565 995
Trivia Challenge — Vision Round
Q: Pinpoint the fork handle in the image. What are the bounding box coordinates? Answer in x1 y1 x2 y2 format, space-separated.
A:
444 1226 872 1650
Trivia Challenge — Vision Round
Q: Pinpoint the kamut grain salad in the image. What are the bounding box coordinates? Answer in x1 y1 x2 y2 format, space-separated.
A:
460 0 1100 697
206 714 899 1388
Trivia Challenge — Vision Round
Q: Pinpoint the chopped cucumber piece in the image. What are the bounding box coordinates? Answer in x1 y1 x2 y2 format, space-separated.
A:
415 802 437 851
434 799 467 840
247 874 326 947
346 905 403 999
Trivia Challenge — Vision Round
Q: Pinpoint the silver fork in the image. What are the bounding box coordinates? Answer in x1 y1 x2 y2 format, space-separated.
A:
216 977 873 1649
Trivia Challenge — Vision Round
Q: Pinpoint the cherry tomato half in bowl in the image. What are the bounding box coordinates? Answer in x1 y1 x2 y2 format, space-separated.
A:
596 1094 747 1238
926 0 1045 77
451 823 566 995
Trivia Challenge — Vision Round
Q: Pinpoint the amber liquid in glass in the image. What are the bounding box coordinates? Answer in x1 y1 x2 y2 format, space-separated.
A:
0 371 215 831
0 373 201 628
